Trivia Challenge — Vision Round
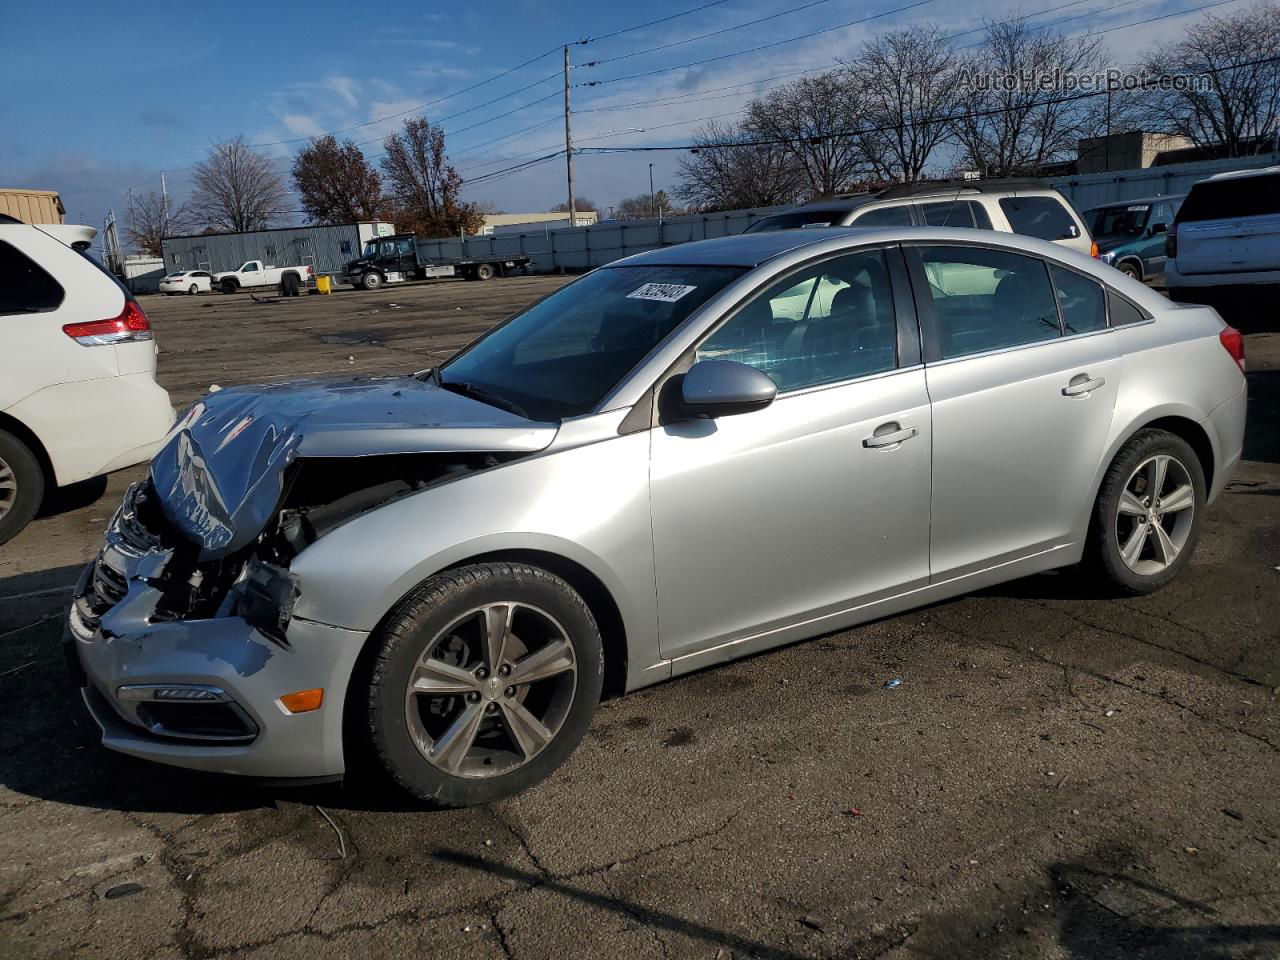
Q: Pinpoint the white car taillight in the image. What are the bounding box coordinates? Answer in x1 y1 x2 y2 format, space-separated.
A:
63 300 154 346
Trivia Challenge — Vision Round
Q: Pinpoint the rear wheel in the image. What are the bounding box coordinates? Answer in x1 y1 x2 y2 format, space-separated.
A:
280 273 300 297
365 563 603 806
1086 428 1205 594
0 431 44 546
188 283 198 295
475 263 495 281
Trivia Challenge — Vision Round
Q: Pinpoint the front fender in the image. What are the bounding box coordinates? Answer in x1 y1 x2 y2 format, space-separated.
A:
288 430 658 675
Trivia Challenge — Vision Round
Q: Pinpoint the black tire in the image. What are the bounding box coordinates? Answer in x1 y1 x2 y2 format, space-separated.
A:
475 263 495 281
0 430 45 546
221 279 238 294
1117 261 1141 281
188 283 198 295
361 271 382 291
365 562 603 807
1085 428 1206 595
280 273 300 298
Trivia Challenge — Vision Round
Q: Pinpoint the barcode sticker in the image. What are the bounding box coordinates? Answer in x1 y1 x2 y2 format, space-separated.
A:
627 282 697 303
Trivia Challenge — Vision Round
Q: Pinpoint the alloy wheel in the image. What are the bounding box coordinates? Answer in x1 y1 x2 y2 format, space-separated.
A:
404 602 577 779
1114 453 1196 576
0 455 15 520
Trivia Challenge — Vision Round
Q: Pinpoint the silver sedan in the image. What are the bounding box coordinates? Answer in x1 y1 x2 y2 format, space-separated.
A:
67 227 1247 805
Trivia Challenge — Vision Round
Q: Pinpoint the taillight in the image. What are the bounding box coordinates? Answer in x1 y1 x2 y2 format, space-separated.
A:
63 300 153 346
1219 325 1246 373
306 265 314 275
1166 224 1178 259
1090 240 1099 258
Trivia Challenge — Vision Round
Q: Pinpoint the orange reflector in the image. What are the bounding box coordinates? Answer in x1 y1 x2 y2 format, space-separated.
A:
279 688 324 713
1090 240 1100 259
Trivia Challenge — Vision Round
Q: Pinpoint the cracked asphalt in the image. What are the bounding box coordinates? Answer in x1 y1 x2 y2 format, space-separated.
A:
2 277 1278 960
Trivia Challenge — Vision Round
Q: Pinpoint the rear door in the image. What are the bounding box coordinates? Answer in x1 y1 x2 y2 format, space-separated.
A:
906 243 1121 579
1174 173 1280 275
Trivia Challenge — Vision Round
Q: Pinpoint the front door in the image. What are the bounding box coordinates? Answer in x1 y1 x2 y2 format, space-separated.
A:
649 246 932 660
908 243 1121 580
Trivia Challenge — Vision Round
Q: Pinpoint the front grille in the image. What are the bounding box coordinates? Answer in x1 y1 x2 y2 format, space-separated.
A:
92 560 127 607
116 483 165 551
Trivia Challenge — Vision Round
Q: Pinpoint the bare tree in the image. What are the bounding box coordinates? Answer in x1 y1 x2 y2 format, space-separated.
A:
1141 3 1280 156
615 191 677 220
381 118 483 237
125 191 188 257
292 135 384 224
850 26 963 182
675 120 806 212
189 137 289 233
951 21 1118 176
551 197 596 213
744 73 869 196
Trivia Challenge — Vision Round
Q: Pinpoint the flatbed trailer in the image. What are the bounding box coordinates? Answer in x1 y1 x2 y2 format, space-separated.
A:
341 233 530 290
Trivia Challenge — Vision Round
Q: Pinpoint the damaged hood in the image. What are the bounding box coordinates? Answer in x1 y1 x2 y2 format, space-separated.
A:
150 375 557 559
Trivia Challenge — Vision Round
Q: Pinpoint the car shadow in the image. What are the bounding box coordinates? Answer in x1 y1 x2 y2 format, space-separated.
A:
34 474 109 519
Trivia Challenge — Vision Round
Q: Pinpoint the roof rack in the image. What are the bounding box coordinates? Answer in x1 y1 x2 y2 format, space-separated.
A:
874 177 1047 200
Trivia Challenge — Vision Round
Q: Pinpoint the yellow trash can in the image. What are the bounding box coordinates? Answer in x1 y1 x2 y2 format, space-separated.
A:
316 274 332 295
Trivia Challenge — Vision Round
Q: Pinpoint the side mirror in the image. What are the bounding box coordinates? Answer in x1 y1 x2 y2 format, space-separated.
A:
1149 222 1167 235
680 359 777 418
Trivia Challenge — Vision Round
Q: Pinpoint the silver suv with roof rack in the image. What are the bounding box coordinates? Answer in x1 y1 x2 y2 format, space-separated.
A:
745 178 1095 257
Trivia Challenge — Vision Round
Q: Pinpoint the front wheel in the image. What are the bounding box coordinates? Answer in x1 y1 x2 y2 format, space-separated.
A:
361 272 382 291
1086 428 1205 594
221 279 237 294
365 563 603 806
1117 262 1141 281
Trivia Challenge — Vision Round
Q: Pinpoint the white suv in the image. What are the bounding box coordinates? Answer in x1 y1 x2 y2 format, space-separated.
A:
1166 165 1280 303
0 216 175 544
745 178 1096 257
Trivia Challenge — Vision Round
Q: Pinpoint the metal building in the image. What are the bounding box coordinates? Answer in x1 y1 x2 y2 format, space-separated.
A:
0 188 65 224
161 221 395 277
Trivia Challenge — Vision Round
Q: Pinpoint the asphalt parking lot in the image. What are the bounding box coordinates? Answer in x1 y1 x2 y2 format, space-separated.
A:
2 276 1278 960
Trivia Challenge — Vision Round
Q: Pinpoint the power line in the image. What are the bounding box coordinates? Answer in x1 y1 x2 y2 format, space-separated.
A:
577 0 938 87
584 0 735 43
583 0 843 68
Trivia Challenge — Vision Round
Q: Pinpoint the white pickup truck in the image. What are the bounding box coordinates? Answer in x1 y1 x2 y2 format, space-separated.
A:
212 260 313 295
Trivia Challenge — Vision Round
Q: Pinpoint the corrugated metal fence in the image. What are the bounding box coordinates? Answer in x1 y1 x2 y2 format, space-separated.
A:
416 207 784 273
1047 152 1279 210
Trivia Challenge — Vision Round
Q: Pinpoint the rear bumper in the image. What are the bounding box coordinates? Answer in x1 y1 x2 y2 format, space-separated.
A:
67 557 368 779
2 373 174 486
1202 382 1247 504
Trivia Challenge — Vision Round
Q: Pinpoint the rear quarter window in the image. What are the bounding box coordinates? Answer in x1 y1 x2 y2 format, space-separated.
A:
0 239 65 315
1107 290 1149 326
999 196 1080 241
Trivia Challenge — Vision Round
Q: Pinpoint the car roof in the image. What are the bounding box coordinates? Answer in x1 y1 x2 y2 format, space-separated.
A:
1086 195 1184 210
1205 164 1280 182
612 229 864 267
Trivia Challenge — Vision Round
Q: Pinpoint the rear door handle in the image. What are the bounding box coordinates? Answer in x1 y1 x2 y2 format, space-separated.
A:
1062 374 1105 397
863 423 918 449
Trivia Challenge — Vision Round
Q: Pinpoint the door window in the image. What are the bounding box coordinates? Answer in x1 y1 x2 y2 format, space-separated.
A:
918 246 1061 358
697 249 897 391
1149 203 1175 233
851 205 913 227
0 240 64 315
242 262 258 273
1050 265 1106 335
919 200 993 229
396 238 414 257
999 196 1079 241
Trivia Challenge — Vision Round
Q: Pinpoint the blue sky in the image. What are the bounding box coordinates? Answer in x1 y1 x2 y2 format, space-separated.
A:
0 0 1218 240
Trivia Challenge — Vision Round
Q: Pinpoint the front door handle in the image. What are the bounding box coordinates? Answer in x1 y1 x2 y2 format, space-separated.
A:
1062 374 1105 397
863 423 918 449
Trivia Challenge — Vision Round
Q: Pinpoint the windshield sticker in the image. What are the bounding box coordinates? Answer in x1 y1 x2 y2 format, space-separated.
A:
627 282 697 303
800 221 834 228
1126 205 1150 211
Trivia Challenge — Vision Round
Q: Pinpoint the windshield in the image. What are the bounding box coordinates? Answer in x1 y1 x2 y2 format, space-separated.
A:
744 210 848 233
1090 204 1149 238
439 264 746 421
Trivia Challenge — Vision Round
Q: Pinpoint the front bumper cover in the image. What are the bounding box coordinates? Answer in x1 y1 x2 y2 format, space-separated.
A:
67 515 368 779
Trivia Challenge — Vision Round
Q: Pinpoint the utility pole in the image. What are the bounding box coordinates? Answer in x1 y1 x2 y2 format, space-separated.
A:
649 163 655 220
160 172 169 226
563 45 576 230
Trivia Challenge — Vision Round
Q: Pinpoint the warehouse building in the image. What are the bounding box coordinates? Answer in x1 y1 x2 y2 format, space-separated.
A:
479 211 597 235
0 188 65 224
161 221 396 276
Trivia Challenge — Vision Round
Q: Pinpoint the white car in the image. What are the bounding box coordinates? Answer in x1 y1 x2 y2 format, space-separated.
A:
159 270 212 295
1166 165 1280 303
0 216 175 544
